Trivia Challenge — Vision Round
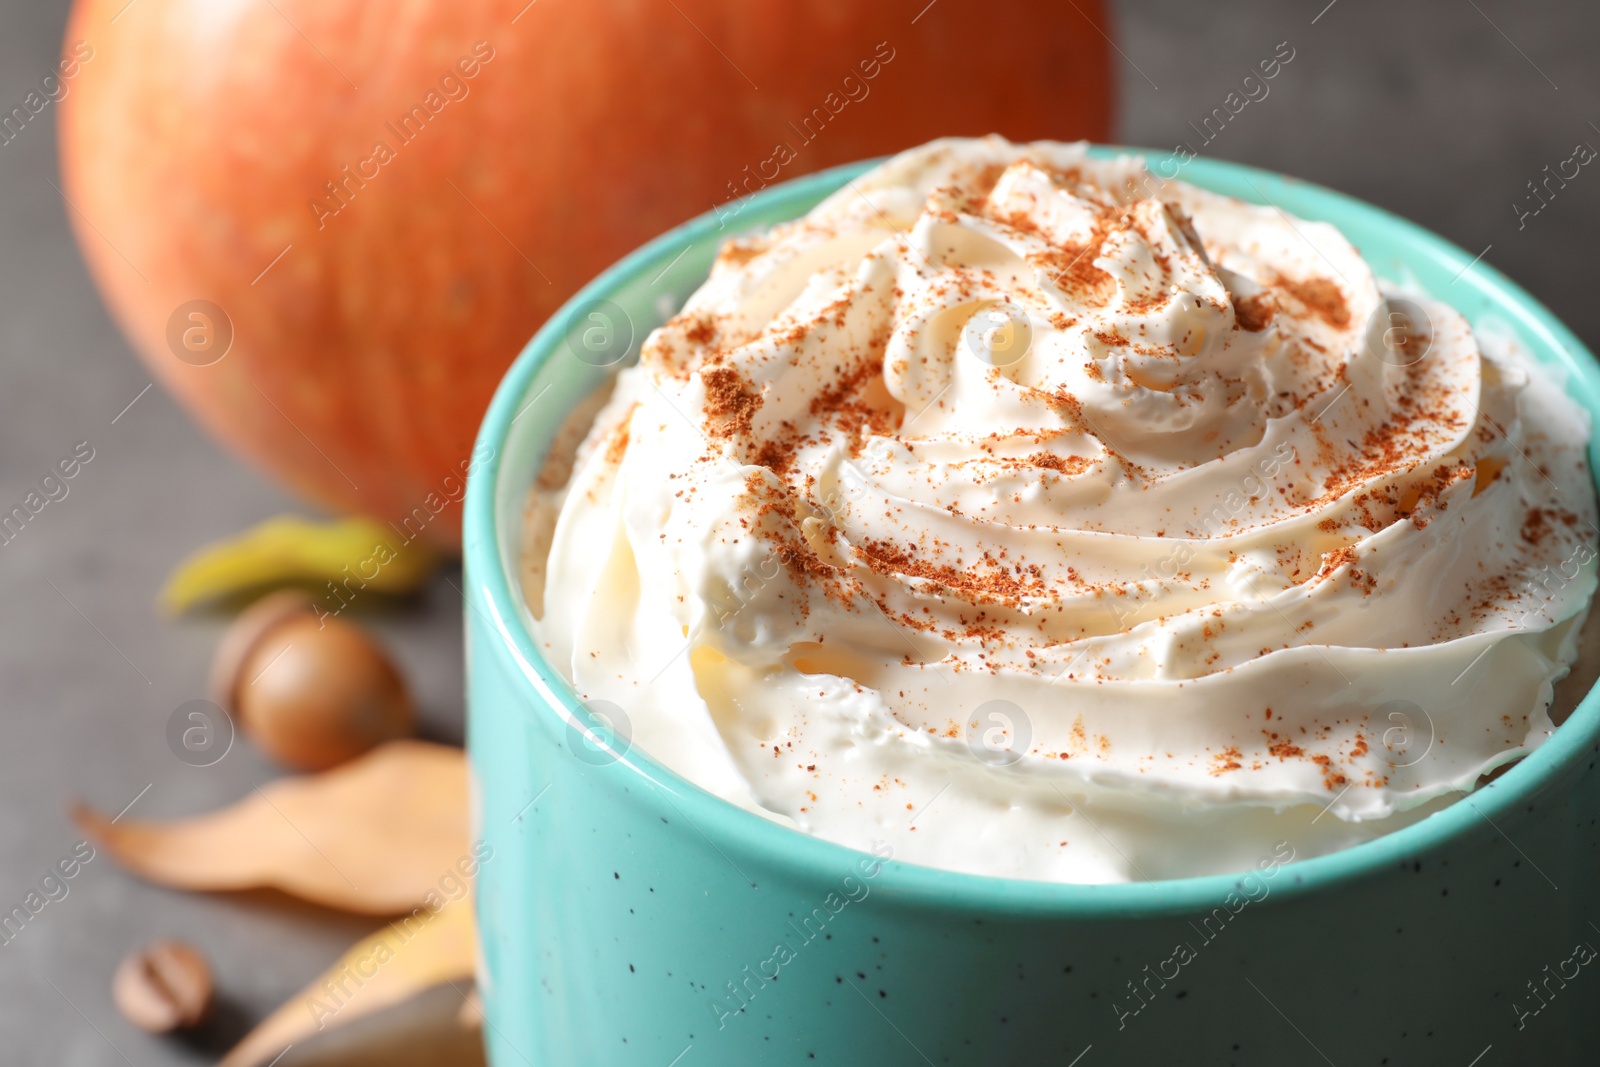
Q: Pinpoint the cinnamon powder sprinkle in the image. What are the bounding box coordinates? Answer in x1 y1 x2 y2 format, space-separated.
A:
1273 273 1350 328
700 366 761 438
1233 291 1276 332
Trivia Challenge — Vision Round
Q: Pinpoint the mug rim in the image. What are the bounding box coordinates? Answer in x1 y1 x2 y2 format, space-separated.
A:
464 145 1600 916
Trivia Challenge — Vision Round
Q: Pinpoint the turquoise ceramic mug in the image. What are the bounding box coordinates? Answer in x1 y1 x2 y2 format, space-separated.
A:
464 152 1600 1066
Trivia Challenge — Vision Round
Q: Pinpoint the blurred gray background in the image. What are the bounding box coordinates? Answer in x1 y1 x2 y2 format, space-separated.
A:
1 0 1595 1062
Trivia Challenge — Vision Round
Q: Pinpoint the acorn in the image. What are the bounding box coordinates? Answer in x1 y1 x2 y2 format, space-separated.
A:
209 591 414 770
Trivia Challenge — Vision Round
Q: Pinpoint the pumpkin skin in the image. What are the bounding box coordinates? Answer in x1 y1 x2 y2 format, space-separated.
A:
60 0 1114 546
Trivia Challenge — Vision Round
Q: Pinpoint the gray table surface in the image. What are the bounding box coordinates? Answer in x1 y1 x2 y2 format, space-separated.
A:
2 0 1595 1062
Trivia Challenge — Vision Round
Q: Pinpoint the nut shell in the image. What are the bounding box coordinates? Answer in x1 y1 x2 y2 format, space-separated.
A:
207 590 316 714
231 612 414 770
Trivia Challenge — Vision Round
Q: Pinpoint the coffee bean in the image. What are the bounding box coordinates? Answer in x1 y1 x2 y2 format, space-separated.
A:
112 939 213 1033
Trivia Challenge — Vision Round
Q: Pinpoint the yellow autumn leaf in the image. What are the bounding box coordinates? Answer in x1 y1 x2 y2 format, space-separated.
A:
158 515 440 614
73 741 467 915
218 896 478 1067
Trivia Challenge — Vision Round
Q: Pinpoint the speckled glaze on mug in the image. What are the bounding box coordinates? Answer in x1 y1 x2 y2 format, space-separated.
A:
464 154 1600 1066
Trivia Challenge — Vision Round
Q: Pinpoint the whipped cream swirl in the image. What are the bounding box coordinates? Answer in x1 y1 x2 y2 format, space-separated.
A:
525 137 1597 883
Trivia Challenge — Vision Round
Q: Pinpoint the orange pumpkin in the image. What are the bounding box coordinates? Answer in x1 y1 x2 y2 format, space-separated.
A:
60 0 1113 546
